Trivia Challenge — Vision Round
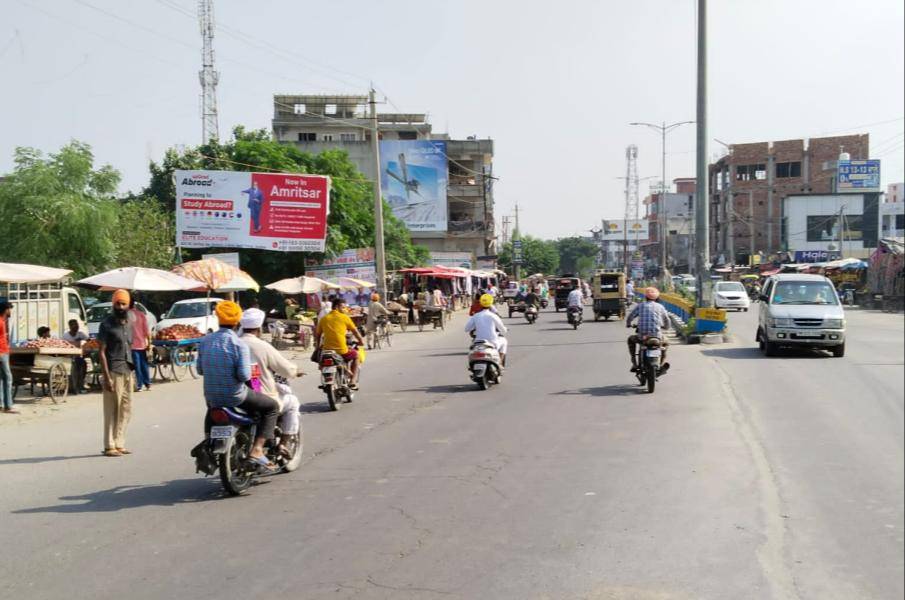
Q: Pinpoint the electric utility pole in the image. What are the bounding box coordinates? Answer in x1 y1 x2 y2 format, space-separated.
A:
198 0 219 144
513 203 521 280
694 0 710 306
369 88 387 298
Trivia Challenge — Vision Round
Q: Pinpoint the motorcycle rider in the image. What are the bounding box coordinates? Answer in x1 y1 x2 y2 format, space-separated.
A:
239 308 303 457
625 287 671 374
365 292 389 350
567 285 584 320
314 297 366 390
525 288 540 309
464 294 508 367
197 301 280 470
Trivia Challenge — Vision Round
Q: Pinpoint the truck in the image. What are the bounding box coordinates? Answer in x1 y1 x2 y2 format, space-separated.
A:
1 281 88 345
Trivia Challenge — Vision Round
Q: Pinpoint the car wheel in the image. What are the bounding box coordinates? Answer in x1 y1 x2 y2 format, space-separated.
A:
831 343 845 358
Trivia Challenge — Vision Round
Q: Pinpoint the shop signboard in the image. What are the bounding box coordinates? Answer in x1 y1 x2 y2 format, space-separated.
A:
175 170 330 252
837 159 880 193
430 251 473 269
512 239 524 264
476 255 497 270
794 250 841 263
304 248 376 283
379 140 448 232
600 219 649 241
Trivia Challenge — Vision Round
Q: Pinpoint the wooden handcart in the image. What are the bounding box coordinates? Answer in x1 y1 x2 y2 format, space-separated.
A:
9 346 79 403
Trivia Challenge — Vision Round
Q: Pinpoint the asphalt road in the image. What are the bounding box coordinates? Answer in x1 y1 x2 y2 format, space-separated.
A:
1 304 902 600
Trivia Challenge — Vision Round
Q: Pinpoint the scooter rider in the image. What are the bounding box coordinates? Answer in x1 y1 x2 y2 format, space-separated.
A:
567 286 583 314
197 301 280 470
625 287 671 374
465 294 508 367
524 288 540 310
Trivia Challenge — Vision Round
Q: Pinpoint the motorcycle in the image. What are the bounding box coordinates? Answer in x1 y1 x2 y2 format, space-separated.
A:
633 327 665 394
525 304 538 324
318 342 358 411
468 338 503 391
567 305 583 329
191 402 304 496
540 297 549 309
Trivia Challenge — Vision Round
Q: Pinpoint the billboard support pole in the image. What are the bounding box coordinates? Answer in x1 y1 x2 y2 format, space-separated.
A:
370 88 387 298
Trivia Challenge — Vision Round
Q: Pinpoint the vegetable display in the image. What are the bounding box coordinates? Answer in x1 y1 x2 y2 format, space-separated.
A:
22 338 77 349
155 324 203 341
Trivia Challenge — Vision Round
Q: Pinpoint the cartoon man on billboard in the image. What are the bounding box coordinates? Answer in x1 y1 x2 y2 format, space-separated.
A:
242 180 264 233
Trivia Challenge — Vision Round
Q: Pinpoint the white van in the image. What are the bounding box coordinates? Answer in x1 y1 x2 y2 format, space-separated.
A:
756 274 846 357
87 302 158 337
156 298 223 334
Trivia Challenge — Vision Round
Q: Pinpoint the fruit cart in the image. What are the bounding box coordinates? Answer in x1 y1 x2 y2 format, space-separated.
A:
9 345 79 403
152 325 204 381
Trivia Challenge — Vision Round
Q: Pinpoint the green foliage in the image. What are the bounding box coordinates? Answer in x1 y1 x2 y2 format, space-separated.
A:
0 142 119 277
145 126 429 285
111 198 175 270
555 237 600 277
498 236 560 275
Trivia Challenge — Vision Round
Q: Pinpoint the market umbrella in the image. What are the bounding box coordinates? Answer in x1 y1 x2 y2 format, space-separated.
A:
265 276 339 295
173 258 259 292
332 276 376 290
75 267 207 292
0 262 72 284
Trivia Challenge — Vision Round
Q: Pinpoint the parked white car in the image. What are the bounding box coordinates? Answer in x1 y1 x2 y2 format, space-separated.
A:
756 274 846 357
87 301 158 336
156 298 223 334
713 281 751 312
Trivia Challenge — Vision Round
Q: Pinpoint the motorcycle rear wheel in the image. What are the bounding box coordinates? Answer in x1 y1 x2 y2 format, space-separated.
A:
477 370 489 390
646 364 657 393
281 427 304 472
219 432 254 496
325 384 339 411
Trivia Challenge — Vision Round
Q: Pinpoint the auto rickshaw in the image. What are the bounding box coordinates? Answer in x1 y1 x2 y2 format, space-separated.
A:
553 275 581 312
591 271 626 321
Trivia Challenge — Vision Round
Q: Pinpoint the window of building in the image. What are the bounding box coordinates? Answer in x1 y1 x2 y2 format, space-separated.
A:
397 131 418 140
340 133 356 142
298 132 316 142
896 214 905 230
322 134 333 141
775 161 802 178
293 103 306 114
735 164 767 181
754 165 766 180
325 104 337 115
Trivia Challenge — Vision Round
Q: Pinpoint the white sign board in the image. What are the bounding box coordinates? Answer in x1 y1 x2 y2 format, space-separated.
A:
601 219 649 241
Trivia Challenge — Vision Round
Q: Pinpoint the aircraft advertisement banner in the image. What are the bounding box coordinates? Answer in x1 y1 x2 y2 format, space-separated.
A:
175 170 330 252
379 140 448 232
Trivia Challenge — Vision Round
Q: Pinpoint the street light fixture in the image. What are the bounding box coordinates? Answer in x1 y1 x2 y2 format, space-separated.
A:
630 120 694 281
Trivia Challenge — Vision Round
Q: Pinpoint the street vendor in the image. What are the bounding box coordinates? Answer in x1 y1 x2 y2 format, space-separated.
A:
63 319 89 394
365 293 389 350
0 301 16 414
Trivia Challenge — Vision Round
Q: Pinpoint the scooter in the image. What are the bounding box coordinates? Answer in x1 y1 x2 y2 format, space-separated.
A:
468 338 503 391
525 304 538 324
567 305 583 329
632 327 667 394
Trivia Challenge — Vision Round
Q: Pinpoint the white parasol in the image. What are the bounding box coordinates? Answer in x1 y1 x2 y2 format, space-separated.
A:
265 276 340 295
76 267 207 292
331 276 376 290
0 263 72 284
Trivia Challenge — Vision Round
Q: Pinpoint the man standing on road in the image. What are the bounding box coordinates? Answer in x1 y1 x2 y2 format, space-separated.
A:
97 289 135 457
625 287 671 375
625 279 635 304
0 301 17 414
464 294 508 367
63 319 89 395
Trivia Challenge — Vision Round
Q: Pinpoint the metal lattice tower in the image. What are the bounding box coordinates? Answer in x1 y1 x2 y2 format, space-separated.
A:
198 0 219 144
624 145 640 223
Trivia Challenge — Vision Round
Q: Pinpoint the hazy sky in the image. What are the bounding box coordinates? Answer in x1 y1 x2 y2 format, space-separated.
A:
3 0 903 239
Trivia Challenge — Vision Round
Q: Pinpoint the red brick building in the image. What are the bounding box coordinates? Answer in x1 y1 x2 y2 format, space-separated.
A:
708 134 869 264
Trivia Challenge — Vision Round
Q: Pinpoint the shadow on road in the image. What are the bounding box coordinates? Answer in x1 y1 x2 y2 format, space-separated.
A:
551 385 644 397
703 346 832 360
11 478 222 514
299 400 334 414
0 454 100 466
397 384 478 394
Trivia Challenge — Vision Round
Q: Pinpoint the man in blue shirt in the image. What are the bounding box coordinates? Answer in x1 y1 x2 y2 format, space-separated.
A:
242 181 264 233
625 287 671 374
197 300 279 467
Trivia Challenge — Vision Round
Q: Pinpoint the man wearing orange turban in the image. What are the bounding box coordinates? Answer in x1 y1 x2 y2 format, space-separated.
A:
97 289 135 457
197 300 279 469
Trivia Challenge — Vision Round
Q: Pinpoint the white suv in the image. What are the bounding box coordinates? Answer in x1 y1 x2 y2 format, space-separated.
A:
757 274 846 357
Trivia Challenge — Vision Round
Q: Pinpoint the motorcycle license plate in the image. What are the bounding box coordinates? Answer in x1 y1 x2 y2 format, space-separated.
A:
322 366 337 374
646 349 662 358
473 364 487 375
210 425 234 440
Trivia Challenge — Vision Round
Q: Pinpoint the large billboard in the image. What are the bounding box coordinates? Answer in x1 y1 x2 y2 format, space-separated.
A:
379 140 448 232
175 170 330 252
601 219 649 241
304 248 376 284
837 159 880 193
430 251 473 269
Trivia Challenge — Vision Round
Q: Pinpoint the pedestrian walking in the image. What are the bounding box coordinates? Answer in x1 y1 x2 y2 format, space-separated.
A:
130 297 152 392
97 289 135 457
0 301 18 414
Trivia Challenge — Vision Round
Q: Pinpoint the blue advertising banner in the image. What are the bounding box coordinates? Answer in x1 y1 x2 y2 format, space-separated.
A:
379 140 448 232
837 159 880 193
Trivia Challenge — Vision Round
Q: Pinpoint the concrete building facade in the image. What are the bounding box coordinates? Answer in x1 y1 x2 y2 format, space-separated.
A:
708 134 870 265
887 182 904 203
641 178 696 273
271 94 495 257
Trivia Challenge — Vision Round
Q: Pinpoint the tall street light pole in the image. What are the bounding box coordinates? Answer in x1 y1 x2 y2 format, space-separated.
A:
369 88 387 299
630 120 694 284
694 0 710 307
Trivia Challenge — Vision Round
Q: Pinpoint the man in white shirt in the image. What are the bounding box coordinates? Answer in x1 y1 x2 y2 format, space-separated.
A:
240 308 303 453
567 287 584 308
63 319 89 394
464 294 508 366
